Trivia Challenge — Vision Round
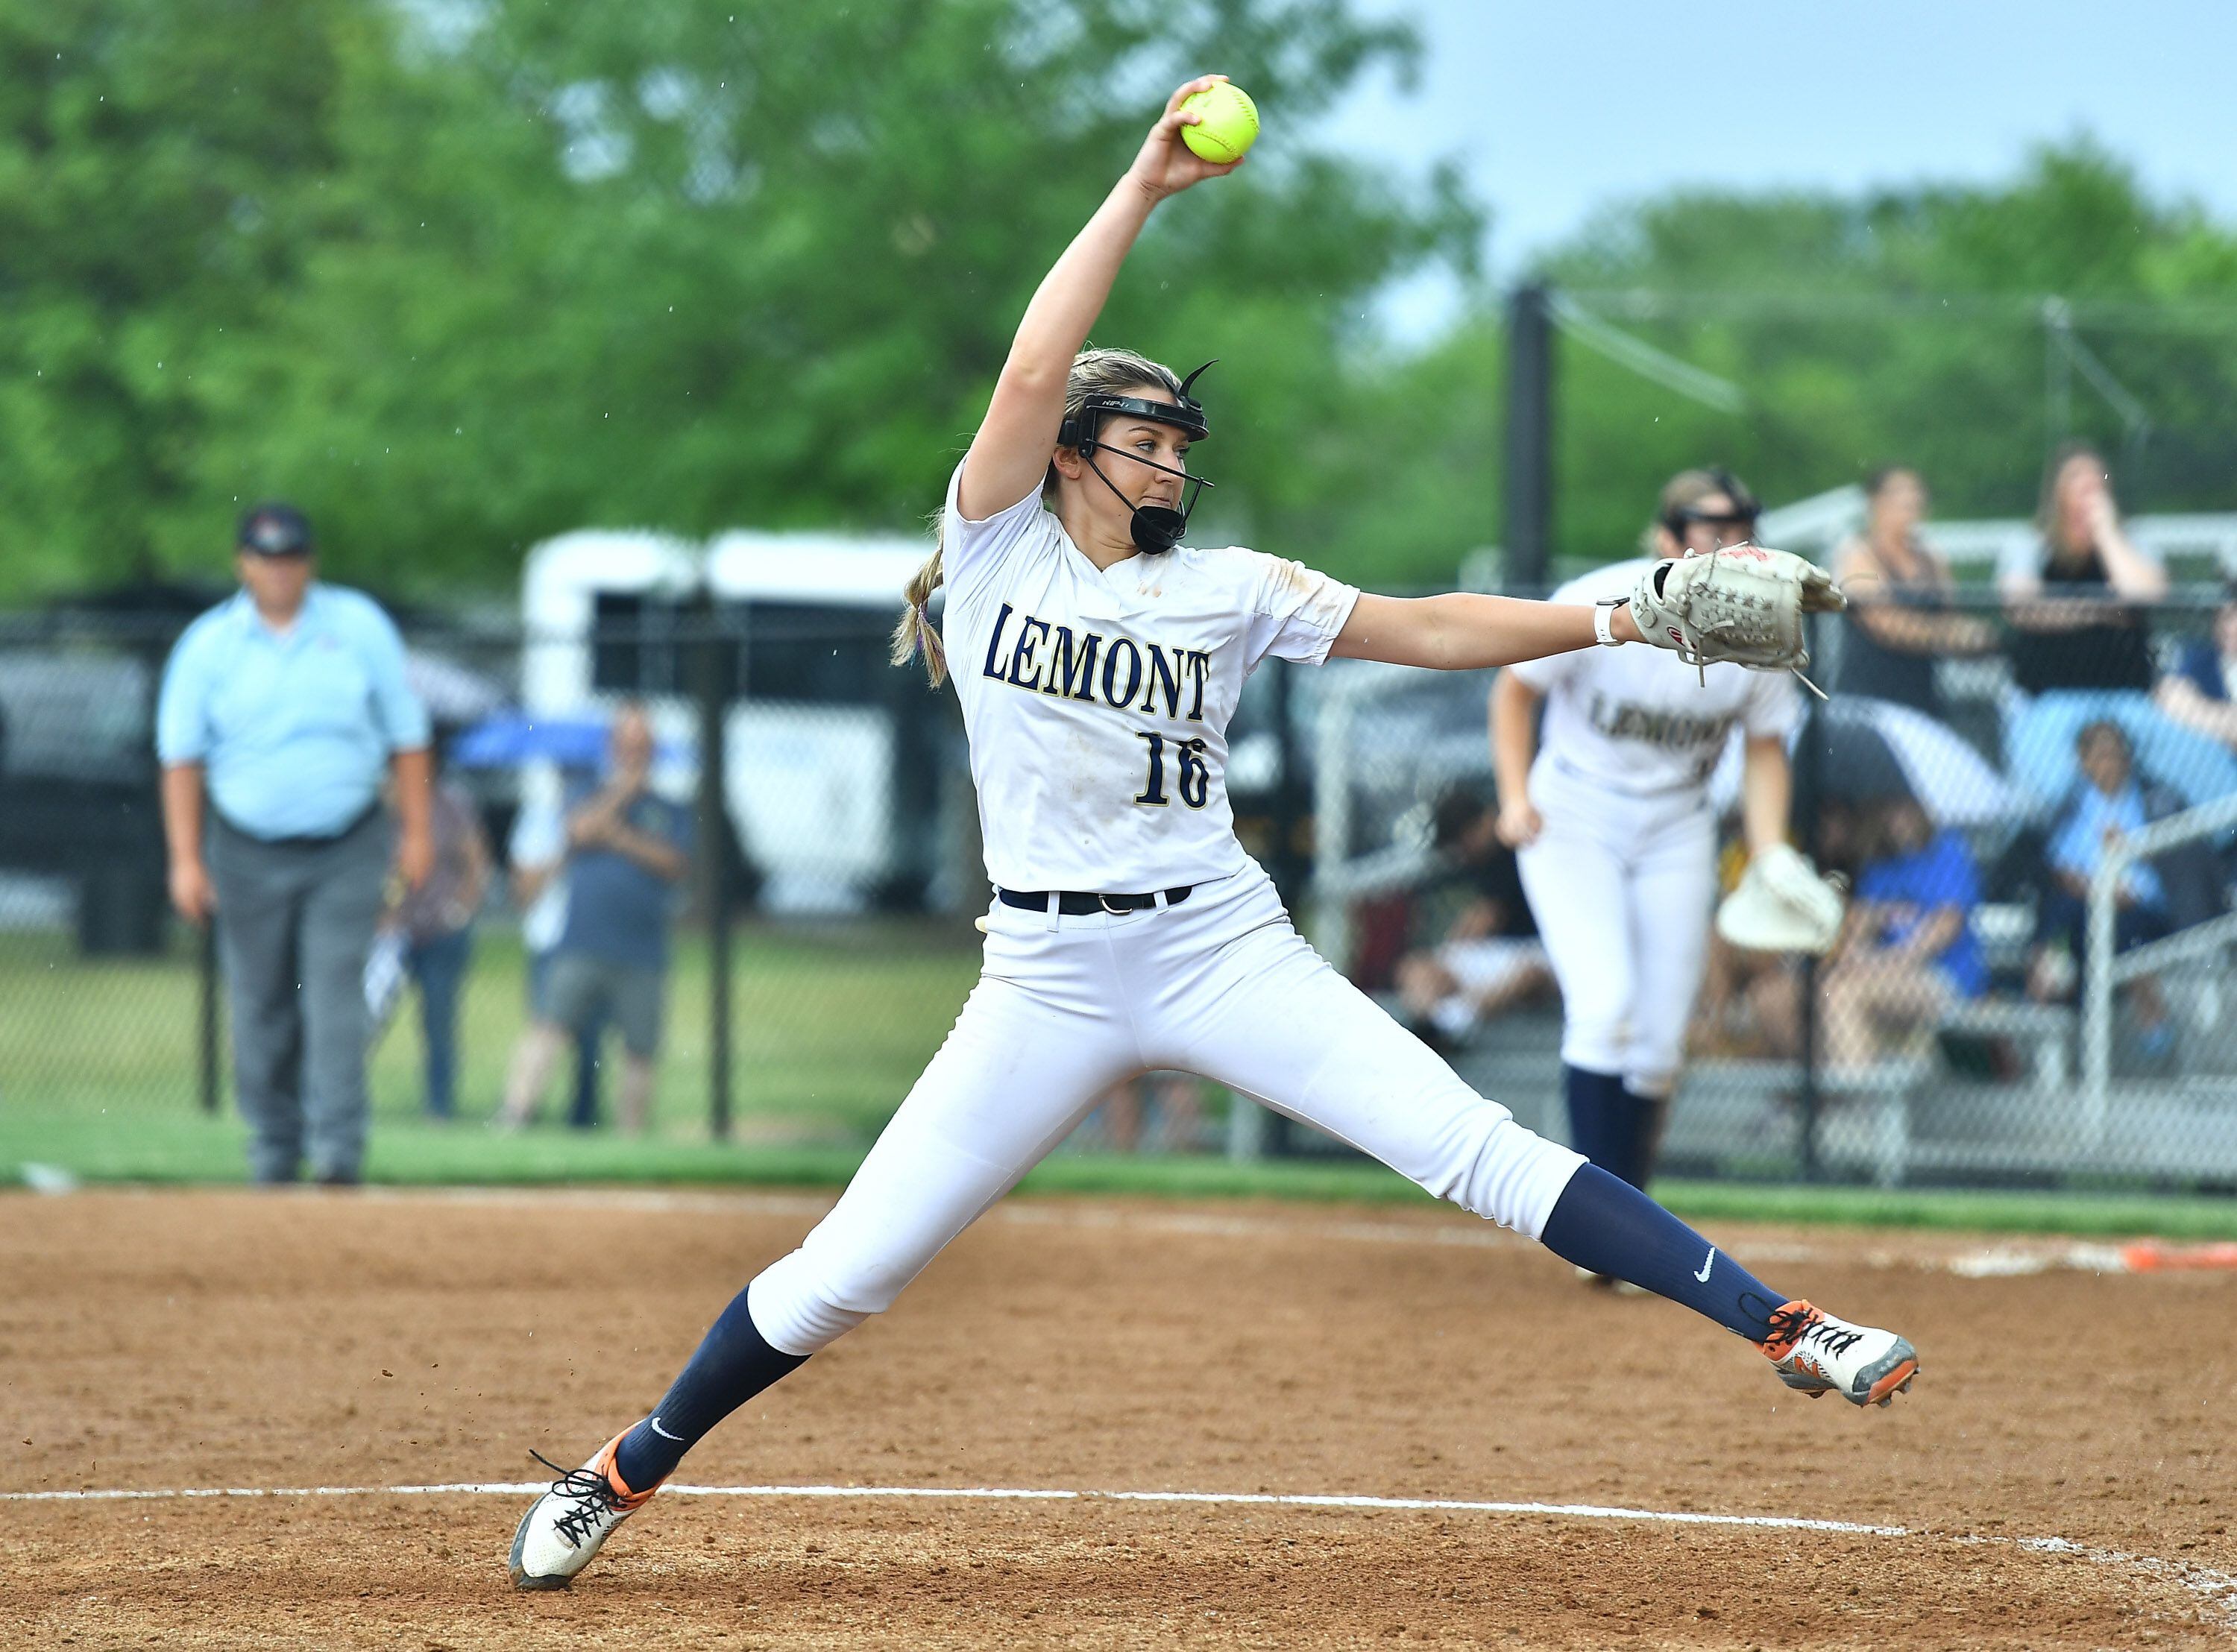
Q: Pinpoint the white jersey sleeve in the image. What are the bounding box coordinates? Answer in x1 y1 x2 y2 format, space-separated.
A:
940 461 1053 599
1237 552 1361 671
1741 664 1803 740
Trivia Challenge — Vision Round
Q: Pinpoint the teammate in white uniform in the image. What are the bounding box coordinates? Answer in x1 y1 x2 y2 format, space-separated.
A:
509 81 1918 1591
1493 470 1797 1199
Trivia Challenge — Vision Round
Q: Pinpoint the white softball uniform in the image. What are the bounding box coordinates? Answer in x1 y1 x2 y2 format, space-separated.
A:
745 472 1588 1357
1506 558 1800 1097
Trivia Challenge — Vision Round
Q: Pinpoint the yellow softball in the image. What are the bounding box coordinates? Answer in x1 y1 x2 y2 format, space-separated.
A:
1180 82 1259 164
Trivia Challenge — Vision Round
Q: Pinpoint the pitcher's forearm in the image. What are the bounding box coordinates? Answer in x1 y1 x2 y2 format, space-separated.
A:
1335 593 1637 671
1005 176 1162 385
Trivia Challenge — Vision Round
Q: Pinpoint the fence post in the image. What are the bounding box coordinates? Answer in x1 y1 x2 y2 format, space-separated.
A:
1266 660 1307 905
2080 844 2121 1152
1794 613 1825 1180
693 594 734 1143
198 917 219 1115
1503 283 1555 593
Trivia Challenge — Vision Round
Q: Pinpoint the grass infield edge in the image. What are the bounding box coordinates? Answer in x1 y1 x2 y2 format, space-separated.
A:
4 1126 2236 1239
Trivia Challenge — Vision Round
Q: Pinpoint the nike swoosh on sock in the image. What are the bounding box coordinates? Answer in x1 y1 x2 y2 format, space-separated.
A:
647 1416 685 1442
1694 1247 1716 1283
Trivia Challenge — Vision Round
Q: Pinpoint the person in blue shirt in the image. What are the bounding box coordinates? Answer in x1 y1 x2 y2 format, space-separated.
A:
1816 796 1985 1071
157 502 432 1185
2029 719 2173 1051
496 703 691 1134
2153 583 2237 761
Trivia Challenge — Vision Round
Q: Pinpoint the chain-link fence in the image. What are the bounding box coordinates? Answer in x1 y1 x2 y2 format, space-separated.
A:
9 543 2237 1191
0 601 998 1158
1 578 1317 1172
1311 535 2237 1191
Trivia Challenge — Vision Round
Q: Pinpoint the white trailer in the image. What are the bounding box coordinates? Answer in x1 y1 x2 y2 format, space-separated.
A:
519 526 944 913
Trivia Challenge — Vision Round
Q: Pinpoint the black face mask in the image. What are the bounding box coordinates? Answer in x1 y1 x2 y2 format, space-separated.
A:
1058 362 1216 555
1081 450 1206 553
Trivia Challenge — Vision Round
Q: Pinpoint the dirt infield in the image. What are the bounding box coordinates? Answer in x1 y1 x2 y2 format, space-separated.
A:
4 1188 2233 1649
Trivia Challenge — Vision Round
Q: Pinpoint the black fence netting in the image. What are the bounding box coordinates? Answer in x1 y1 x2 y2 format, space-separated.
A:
6 584 2237 1189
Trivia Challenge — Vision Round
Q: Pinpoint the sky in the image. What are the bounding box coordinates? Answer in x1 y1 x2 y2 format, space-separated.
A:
1316 0 2237 335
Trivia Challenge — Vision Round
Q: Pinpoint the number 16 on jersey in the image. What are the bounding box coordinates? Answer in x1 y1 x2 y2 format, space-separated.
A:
1135 731 1212 808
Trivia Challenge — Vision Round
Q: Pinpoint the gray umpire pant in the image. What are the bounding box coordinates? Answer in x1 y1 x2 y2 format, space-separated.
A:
209 810 390 1183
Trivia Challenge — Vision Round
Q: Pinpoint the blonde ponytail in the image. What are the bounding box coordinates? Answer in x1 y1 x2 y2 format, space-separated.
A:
890 532 948 686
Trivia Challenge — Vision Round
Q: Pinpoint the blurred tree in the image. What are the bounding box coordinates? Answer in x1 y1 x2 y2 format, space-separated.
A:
200 0 1481 592
0 0 350 587
1526 140 2237 576
8 4 2237 605
0 0 1481 596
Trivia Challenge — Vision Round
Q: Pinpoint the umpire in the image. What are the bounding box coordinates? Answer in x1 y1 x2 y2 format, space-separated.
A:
157 503 433 1185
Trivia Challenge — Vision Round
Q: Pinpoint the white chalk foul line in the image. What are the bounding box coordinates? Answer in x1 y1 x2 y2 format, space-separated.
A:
6 1478 2233 1627
0 1481 1881 1532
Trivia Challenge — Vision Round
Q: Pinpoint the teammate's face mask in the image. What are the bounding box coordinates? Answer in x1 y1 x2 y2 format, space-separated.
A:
1057 362 1215 554
1661 467 1761 557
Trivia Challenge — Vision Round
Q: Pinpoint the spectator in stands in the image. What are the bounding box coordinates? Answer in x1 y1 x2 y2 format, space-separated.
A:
1396 788 1552 1050
508 764 608 1128
1691 800 1863 1063
497 704 690 1133
1817 796 1986 1072
2000 444 2237 812
387 742 491 1119
2029 721 2173 1059
2153 581 2237 756
157 502 432 1185
1832 465 1995 714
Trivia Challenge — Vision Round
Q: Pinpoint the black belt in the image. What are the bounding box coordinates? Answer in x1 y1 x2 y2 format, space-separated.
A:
997 883 1195 916
212 801 383 850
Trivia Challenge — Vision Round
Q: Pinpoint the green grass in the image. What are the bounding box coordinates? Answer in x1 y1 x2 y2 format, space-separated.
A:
1 918 981 1157
8 925 2237 1239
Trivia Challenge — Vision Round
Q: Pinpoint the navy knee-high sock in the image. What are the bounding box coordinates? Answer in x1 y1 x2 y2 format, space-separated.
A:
612 1285 806 1489
1622 1082 1667 1191
1562 1065 1635 1183
1538 1162 1789 1340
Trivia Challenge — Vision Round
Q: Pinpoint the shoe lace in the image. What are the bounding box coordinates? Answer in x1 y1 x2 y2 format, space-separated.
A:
531 1448 627 1547
1760 1300 1821 1358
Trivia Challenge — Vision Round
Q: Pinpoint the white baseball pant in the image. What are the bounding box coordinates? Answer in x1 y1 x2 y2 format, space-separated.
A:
1514 759 1719 1100
747 863 1586 1355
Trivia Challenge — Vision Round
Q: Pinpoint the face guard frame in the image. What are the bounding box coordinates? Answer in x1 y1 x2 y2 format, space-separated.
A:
1059 361 1215 554
1662 465 1762 553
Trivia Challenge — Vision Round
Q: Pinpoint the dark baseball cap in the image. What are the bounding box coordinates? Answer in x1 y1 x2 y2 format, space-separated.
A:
237 502 314 556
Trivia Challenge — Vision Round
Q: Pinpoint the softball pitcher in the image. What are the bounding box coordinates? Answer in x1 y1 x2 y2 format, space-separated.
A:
1492 470 1802 1204
509 81 1916 1591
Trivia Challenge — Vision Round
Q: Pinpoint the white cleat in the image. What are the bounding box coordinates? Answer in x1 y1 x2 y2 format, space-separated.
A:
509 1431 661 1590
1761 1300 1919 1407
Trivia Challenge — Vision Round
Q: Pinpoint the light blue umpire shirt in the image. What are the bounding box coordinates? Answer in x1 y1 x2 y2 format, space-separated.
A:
157 584 432 840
